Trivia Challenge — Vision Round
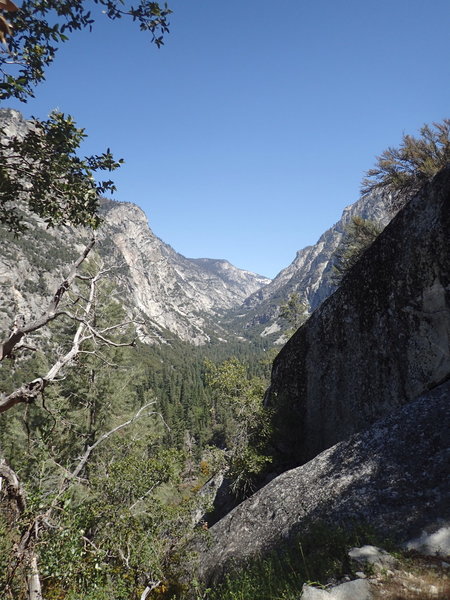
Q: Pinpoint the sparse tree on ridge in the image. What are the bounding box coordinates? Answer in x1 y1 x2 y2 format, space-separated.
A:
362 118 450 213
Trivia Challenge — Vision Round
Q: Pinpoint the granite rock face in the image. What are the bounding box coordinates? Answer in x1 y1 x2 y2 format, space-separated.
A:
198 381 450 582
98 200 270 344
266 167 450 467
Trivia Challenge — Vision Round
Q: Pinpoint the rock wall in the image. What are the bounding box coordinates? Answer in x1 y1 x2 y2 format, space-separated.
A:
266 167 450 468
198 380 450 582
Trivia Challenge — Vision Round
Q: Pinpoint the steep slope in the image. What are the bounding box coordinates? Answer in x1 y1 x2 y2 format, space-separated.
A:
266 166 450 468
0 201 270 345
98 200 270 343
229 190 391 341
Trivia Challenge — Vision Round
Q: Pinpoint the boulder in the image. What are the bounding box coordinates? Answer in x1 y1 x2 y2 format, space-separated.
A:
301 579 373 600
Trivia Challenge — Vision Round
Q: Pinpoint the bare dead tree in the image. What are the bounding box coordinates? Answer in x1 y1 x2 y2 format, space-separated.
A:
0 238 138 414
0 236 149 598
0 236 95 362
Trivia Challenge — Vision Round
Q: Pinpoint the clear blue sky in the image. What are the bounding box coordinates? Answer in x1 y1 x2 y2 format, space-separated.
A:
6 0 450 278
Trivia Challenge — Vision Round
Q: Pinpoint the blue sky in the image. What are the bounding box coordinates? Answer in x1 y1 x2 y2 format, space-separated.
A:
6 0 450 278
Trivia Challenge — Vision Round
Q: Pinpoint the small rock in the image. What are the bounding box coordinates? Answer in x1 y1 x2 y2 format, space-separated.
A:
348 545 398 570
301 579 373 600
301 584 330 599
355 571 367 578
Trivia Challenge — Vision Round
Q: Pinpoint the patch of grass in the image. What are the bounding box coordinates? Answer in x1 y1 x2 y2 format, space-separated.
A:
194 522 381 600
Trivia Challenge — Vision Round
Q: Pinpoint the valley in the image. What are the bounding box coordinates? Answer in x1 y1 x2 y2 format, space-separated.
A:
1 107 449 600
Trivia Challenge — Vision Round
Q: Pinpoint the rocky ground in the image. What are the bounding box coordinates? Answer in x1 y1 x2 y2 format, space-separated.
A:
301 545 450 600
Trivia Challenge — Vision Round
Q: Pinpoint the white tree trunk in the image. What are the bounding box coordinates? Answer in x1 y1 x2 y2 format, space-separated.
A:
27 554 43 600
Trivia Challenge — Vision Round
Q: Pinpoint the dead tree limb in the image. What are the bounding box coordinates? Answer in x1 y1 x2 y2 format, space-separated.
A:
0 250 135 414
0 236 95 362
0 403 159 599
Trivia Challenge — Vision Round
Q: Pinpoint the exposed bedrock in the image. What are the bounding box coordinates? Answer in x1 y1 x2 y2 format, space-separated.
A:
266 167 450 468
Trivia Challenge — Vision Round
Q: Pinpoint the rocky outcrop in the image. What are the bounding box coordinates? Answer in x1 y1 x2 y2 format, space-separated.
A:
229 189 391 341
197 380 450 582
98 200 270 344
266 167 450 467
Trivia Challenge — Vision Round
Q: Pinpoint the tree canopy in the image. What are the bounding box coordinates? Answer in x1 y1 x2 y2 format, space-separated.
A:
1 0 171 101
0 0 171 233
0 110 123 232
361 118 450 212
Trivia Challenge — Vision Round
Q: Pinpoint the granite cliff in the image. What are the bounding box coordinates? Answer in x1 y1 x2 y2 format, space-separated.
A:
266 166 450 468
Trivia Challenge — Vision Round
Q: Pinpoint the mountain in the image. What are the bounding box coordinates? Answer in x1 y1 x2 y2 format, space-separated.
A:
0 107 396 349
0 198 270 346
228 190 392 343
96 199 271 344
0 107 271 346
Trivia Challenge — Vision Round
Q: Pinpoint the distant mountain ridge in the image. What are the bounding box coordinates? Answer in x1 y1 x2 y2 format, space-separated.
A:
228 189 392 342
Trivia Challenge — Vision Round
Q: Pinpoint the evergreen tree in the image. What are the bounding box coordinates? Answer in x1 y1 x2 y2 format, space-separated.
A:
362 118 450 213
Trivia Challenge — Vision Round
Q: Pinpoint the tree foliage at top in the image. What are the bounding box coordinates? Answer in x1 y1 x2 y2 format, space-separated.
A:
0 111 123 232
0 0 171 232
1 0 171 101
362 118 450 212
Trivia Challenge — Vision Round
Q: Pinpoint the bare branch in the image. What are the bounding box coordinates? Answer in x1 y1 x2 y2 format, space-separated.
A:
0 236 95 361
0 459 27 514
140 581 161 600
64 402 157 486
0 246 139 413
129 481 161 512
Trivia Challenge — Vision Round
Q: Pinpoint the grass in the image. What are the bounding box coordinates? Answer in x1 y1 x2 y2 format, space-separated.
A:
190 522 381 600
371 551 450 600
178 523 450 600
